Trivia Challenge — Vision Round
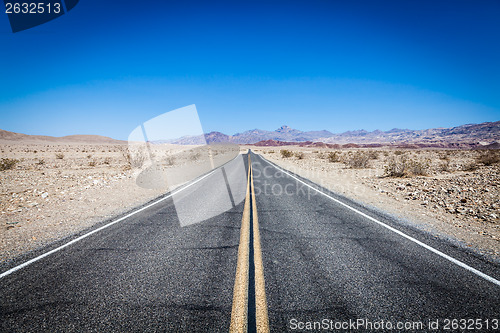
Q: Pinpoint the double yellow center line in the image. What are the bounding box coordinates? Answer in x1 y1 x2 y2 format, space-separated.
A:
230 154 270 333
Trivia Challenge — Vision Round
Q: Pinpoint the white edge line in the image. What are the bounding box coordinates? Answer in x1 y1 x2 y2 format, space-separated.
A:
0 163 224 279
257 154 500 287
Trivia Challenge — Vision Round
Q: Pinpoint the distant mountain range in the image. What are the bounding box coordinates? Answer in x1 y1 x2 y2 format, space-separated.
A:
0 129 125 144
171 121 500 146
196 125 335 145
1 121 499 147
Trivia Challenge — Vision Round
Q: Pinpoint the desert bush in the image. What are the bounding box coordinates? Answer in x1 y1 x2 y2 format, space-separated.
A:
384 155 431 177
438 161 452 173
88 159 98 167
461 161 479 171
344 151 370 169
87 154 92 159
165 156 176 166
103 157 112 165
327 151 341 163
394 150 404 156
476 150 500 166
439 152 450 161
0 158 19 171
367 150 379 160
409 159 431 176
385 156 408 177
55 153 64 159
37 159 45 165
190 152 201 161
121 148 146 169
294 152 305 160
281 149 293 158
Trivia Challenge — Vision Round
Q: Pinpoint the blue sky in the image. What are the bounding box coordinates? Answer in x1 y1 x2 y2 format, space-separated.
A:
0 0 499 140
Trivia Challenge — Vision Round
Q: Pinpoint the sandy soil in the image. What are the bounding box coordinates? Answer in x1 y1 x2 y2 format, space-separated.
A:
249 146 500 261
0 143 170 262
0 142 242 263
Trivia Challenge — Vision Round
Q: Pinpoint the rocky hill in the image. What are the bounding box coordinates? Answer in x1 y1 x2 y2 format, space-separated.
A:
0 129 125 144
169 121 500 146
320 121 500 144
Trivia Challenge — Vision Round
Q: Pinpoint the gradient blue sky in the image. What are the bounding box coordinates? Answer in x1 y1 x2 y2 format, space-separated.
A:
1 0 499 140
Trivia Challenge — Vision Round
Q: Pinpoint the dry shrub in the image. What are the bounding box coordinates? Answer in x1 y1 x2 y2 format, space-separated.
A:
461 161 479 171
344 151 370 169
281 149 293 158
88 159 98 167
328 151 341 163
165 156 176 166
295 151 305 160
122 148 146 169
190 152 201 161
476 150 500 166
0 158 19 171
103 157 112 165
367 150 379 160
410 159 431 176
55 153 64 159
384 155 431 177
439 153 450 161
438 161 453 173
394 150 404 156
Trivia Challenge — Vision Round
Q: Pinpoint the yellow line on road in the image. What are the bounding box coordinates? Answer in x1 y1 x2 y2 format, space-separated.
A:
229 155 251 333
230 154 270 333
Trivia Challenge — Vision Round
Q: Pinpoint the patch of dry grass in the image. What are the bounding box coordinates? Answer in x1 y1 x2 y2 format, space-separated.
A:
343 151 370 169
476 151 500 166
294 151 305 159
0 158 19 171
327 151 341 163
280 149 293 158
384 155 431 177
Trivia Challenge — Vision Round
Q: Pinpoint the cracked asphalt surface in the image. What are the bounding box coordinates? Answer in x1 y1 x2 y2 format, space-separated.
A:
1 151 499 332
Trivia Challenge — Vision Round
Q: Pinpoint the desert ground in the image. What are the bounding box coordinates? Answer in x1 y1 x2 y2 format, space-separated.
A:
1 143 499 265
0 142 239 263
248 146 500 261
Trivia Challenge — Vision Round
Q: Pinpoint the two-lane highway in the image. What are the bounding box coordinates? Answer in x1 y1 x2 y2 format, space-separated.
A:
1 151 499 332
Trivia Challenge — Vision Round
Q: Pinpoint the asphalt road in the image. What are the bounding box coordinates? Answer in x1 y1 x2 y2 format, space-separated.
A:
251 153 499 332
1 151 499 332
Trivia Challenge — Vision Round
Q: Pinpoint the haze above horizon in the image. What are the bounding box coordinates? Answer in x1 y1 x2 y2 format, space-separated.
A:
1 0 499 140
